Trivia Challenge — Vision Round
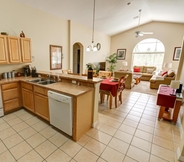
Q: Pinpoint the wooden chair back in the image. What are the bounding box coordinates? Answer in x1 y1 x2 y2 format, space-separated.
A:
84 69 97 76
117 74 129 92
98 71 111 78
62 69 71 74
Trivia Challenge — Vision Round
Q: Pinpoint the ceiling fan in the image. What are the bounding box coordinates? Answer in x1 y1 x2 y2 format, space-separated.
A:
135 9 153 38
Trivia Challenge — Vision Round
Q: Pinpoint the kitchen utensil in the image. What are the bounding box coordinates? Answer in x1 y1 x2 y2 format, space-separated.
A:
7 72 11 78
2 72 7 79
11 70 15 78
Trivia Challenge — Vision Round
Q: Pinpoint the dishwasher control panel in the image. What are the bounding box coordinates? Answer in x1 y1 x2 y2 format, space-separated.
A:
48 91 71 104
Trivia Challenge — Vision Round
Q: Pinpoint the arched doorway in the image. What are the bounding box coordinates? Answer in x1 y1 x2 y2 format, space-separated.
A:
73 43 83 74
132 38 165 71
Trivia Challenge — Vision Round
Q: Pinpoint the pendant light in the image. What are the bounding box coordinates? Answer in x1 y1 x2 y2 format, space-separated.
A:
86 0 101 52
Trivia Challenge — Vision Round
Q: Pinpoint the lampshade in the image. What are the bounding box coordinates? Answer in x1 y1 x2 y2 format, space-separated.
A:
122 61 128 66
163 63 172 68
170 80 180 89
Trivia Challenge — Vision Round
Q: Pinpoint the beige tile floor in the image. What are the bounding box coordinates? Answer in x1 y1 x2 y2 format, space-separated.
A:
0 90 183 162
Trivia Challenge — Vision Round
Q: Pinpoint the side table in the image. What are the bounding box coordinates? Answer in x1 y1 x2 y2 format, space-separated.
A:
157 85 183 124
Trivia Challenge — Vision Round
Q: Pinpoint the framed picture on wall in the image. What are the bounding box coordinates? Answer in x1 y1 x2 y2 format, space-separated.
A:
173 47 181 61
117 49 126 60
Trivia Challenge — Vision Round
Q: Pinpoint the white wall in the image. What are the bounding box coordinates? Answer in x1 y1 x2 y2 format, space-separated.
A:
111 21 184 72
0 0 68 74
0 0 110 75
70 21 111 73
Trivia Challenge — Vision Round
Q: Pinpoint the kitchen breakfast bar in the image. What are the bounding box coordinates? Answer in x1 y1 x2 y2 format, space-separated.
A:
0 71 103 141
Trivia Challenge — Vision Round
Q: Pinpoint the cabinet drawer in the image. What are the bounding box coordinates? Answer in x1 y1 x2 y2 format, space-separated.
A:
2 82 18 90
34 86 48 96
2 88 18 101
21 82 33 90
4 98 20 112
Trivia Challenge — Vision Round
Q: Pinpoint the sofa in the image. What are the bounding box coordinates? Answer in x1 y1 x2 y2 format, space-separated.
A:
133 66 156 81
114 71 135 89
149 70 176 89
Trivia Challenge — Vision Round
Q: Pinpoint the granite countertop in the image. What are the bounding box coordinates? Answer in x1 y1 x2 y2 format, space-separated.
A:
0 76 94 97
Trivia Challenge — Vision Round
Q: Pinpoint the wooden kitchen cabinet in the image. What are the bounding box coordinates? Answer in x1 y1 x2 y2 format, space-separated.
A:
20 38 32 63
1 82 22 113
0 35 9 64
21 82 34 112
0 35 32 64
34 86 49 121
7 36 22 63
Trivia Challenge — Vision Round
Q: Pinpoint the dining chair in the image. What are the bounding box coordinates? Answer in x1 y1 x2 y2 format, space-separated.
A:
62 69 71 74
115 74 129 106
84 69 97 77
100 74 129 108
98 70 112 78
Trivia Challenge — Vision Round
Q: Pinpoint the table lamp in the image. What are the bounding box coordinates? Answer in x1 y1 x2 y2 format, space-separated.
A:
163 63 172 70
122 61 128 71
170 80 180 95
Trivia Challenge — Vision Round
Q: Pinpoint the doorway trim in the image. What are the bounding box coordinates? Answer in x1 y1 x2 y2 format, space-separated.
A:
72 42 83 74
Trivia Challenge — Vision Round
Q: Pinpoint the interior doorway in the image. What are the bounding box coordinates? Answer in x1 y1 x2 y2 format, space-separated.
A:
73 43 83 74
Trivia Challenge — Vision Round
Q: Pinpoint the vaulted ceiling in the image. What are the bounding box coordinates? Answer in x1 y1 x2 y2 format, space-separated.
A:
15 0 184 36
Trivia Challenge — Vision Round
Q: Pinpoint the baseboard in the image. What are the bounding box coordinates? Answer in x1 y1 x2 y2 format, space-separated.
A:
92 120 98 128
179 155 184 162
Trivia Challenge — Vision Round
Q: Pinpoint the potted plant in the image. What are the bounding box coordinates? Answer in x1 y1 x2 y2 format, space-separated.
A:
86 63 93 70
106 53 117 73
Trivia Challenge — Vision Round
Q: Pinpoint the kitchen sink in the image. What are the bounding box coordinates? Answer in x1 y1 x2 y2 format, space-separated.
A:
27 78 56 85
27 78 45 83
37 80 56 85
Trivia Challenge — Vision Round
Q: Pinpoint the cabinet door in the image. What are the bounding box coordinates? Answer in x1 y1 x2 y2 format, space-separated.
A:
7 36 21 63
22 88 34 112
34 93 49 121
0 35 9 64
20 38 32 63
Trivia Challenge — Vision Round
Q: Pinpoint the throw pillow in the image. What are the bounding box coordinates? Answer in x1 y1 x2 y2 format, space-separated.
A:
161 71 168 76
146 68 154 74
134 67 140 72
168 71 175 77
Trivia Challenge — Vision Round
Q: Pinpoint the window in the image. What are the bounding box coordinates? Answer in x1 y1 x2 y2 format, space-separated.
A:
132 38 165 71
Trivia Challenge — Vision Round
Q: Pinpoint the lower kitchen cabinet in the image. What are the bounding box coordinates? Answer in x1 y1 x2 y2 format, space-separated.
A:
34 93 49 121
34 85 49 121
1 82 22 113
21 82 34 112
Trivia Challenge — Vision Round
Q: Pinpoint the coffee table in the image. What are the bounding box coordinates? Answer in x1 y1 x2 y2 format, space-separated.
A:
133 74 142 84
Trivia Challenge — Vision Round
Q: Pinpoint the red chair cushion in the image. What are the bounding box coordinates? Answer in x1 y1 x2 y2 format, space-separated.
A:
134 67 140 72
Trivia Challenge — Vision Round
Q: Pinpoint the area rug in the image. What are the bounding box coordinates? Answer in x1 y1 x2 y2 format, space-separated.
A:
130 80 158 96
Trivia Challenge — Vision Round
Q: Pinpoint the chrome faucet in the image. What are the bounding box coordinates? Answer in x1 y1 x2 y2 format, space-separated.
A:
47 74 50 80
52 76 56 82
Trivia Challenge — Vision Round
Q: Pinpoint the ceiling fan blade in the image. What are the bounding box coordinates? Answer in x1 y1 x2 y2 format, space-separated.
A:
142 32 153 34
135 31 143 36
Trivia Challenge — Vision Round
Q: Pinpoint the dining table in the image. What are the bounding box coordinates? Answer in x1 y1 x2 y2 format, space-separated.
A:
100 78 119 109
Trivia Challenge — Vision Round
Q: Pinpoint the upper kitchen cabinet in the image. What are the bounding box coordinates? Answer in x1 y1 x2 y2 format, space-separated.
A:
0 35 9 64
0 35 32 64
7 36 22 63
20 38 32 63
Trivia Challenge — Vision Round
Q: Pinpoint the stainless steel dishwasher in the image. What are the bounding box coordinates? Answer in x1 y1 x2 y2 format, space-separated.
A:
48 90 73 136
